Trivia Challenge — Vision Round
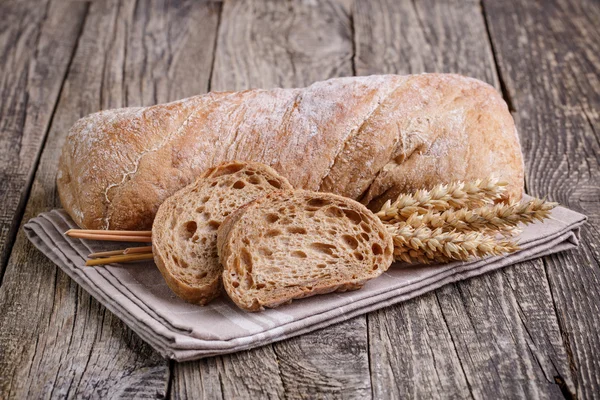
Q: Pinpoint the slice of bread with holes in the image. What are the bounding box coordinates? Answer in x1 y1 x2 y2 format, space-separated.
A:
217 190 394 311
152 161 293 305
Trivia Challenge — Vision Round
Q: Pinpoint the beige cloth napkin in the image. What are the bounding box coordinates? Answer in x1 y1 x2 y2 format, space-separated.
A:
24 201 586 361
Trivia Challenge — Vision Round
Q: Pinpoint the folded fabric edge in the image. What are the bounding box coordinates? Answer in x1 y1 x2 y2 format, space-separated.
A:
169 229 582 361
46 211 194 336
23 223 178 357
43 207 588 344
24 214 584 361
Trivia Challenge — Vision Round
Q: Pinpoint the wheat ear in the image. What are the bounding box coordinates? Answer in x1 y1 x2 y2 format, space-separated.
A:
400 198 558 234
388 224 519 264
376 176 507 222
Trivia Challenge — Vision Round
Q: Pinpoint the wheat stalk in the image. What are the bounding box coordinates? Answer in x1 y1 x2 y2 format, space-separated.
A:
399 198 557 234
388 224 519 264
375 177 559 264
376 176 507 222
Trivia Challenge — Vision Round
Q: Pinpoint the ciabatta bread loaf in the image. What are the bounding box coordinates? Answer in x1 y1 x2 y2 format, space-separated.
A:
58 74 524 230
217 190 394 311
152 161 292 305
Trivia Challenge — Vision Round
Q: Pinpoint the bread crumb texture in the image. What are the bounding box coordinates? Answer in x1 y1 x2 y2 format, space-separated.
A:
218 190 394 311
152 161 293 305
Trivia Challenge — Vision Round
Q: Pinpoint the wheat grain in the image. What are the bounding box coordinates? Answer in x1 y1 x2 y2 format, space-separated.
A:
399 198 557 234
388 224 519 264
376 176 507 222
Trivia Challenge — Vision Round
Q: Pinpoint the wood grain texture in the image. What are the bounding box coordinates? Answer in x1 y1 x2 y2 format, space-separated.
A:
0 0 597 398
171 1 370 398
367 292 471 399
211 0 353 91
435 265 567 399
0 0 87 280
172 356 224 399
484 0 600 397
354 0 574 398
173 347 285 400
124 0 222 106
272 317 371 399
353 0 498 85
0 0 221 398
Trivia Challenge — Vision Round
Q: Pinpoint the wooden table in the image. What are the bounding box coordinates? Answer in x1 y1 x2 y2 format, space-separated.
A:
1 0 598 398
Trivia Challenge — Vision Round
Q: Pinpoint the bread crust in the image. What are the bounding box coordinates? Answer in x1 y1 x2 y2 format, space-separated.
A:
58 74 524 230
152 240 223 305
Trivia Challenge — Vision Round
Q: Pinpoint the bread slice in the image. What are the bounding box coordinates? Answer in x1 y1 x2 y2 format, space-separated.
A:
152 161 293 305
217 190 394 311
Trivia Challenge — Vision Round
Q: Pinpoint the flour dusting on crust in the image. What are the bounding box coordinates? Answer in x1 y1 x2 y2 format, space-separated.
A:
57 74 524 230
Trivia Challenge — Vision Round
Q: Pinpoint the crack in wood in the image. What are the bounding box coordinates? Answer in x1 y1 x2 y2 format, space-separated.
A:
207 2 223 93
479 0 515 112
435 292 476 399
554 374 576 400
365 314 375 400
164 360 173 400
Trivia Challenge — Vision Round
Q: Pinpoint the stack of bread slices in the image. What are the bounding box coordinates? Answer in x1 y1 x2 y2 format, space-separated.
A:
152 161 394 311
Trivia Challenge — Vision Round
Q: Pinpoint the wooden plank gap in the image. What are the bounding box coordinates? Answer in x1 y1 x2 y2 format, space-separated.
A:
479 0 515 112
434 292 476 399
206 0 224 92
365 314 375 400
554 374 577 400
409 0 431 50
541 256 579 399
164 360 174 400
348 3 357 76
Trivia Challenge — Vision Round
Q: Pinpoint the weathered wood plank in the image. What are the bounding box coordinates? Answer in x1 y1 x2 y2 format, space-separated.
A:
354 0 574 398
367 292 471 399
173 347 286 400
272 317 371 399
353 0 498 84
0 1 221 398
484 0 600 397
171 356 224 400
211 0 354 91
0 0 87 280
172 1 369 398
124 0 222 106
436 264 566 399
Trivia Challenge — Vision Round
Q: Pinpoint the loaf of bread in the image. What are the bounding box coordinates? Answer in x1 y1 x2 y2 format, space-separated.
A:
57 73 524 230
152 161 292 305
217 190 394 311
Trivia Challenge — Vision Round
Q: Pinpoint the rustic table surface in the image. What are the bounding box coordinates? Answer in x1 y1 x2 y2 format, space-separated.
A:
1 0 598 398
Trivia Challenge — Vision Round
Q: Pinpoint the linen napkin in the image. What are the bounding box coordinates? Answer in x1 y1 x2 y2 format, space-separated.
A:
24 201 586 361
